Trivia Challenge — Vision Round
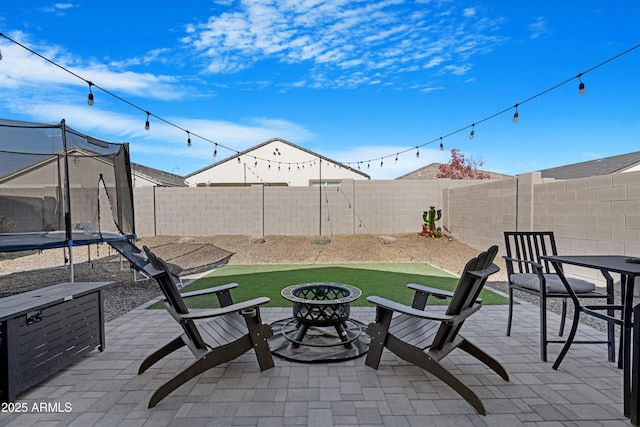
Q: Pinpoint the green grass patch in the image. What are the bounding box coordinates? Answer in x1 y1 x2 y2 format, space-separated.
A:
148 263 508 309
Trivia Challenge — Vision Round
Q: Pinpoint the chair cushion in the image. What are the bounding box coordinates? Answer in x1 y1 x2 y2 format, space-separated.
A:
510 273 596 294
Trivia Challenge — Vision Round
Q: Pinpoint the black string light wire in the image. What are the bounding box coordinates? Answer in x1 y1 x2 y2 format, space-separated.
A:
0 31 240 158
0 31 638 172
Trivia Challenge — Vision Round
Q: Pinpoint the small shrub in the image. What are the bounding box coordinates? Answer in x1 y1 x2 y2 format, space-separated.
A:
379 235 395 245
311 235 331 245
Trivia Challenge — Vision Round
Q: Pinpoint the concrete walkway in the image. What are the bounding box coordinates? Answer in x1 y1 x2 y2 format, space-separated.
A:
0 299 630 426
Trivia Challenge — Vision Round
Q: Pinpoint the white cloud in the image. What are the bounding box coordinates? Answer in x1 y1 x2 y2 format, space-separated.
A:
529 17 552 39
0 33 187 101
463 7 476 18
41 3 74 15
185 1 506 88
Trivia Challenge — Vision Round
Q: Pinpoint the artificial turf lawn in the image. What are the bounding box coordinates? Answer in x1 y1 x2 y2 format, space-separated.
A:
148 263 508 309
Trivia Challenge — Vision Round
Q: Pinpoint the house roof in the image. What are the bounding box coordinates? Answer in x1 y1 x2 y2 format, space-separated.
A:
131 162 186 187
185 138 370 180
396 163 511 180
538 151 640 179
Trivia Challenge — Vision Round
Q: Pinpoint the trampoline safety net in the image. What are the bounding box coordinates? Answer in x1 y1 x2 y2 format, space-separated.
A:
0 118 135 252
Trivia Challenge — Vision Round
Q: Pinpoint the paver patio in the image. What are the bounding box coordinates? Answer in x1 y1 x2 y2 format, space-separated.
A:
0 288 630 427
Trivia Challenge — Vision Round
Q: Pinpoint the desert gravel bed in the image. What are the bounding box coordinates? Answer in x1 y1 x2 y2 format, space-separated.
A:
0 233 620 333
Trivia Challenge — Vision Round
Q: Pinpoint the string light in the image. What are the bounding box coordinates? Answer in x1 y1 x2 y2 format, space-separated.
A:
87 81 94 106
186 131 191 147
0 30 637 175
469 124 475 140
380 158 383 167
578 74 586 95
213 143 217 157
439 137 444 151
395 153 398 163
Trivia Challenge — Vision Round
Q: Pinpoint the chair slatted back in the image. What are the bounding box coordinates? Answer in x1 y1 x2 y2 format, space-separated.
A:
504 231 557 274
431 245 498 350
143 246 208 351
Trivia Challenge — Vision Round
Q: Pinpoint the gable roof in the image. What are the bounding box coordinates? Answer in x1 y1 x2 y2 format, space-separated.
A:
538 151 640 179
131 162 186 187
396 163 511 180
185 137 370 180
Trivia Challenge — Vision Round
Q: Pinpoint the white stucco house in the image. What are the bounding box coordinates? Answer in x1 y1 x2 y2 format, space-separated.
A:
185 138 370 187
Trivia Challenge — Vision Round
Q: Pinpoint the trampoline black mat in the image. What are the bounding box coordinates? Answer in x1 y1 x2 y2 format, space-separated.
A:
268 317 370 363
0 231 127 252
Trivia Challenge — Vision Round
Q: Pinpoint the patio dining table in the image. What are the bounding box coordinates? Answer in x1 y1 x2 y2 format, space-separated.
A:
541 255 640 424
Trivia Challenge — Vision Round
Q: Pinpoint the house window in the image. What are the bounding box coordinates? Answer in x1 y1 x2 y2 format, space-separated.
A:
310 180 341 187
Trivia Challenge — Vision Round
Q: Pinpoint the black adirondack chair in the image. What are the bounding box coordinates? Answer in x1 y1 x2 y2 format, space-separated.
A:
503 231 614 362
139 246 274 408
365 245 509 415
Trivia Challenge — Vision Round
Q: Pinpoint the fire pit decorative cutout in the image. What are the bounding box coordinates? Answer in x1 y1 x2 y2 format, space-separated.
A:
269 282 370 363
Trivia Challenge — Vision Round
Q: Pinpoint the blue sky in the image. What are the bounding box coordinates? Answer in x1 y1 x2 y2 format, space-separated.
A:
0 1 638 179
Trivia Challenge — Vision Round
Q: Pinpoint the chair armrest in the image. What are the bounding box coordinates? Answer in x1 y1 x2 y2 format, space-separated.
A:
367 295 455 323
179 297 270 321
407 283 452 299
468 264 500 279
502 256 545 276
180 283 238 299
502 256 543 270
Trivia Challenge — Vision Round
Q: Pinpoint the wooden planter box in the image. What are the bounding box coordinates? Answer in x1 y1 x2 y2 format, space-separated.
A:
0 281 112 402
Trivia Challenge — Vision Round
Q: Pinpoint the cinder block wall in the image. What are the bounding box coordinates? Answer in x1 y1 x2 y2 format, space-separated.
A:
444 177 518 251
446 171 640 287
132 170 640 287
133 179 479 238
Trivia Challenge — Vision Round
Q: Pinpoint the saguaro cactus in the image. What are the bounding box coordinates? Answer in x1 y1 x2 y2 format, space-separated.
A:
422 206 442 237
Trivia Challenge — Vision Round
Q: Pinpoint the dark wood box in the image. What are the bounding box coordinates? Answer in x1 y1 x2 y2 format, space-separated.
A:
0 281 111 402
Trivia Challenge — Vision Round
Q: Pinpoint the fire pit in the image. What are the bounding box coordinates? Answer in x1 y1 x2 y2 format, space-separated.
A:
281 282 362 348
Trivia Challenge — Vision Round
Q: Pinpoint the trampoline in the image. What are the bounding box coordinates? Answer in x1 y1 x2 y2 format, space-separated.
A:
0 118 135 280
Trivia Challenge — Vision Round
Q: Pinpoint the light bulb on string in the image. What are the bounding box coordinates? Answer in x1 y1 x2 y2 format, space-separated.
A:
144 112 150 130
0 49 3 60
469 124 475 140
213 143 217 157
578 75 586 96
380 158 383 167
395 153 398 163
416 147 420 158
186 131 191 147
87 82 94 106
512 105 519 124
237 156 241 164
439 138 444 151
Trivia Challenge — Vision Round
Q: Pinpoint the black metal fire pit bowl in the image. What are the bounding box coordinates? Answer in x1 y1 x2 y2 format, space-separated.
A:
269 282 370 363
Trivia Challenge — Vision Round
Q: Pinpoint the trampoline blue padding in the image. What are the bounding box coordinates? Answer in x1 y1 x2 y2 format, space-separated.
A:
0 231 130 252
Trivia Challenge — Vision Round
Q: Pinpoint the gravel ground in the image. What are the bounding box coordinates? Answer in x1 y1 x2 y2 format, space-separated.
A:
0 233 624 333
